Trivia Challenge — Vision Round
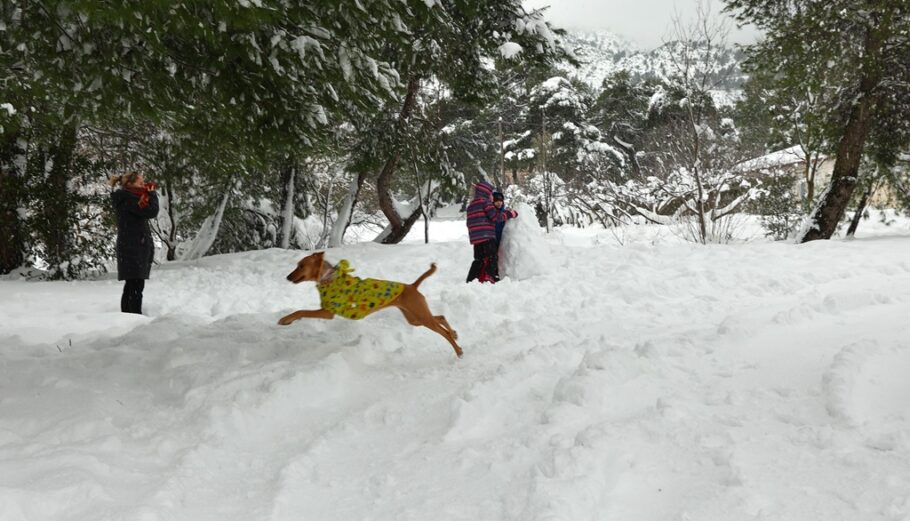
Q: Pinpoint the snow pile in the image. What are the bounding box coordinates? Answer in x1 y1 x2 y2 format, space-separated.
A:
499 202 554 281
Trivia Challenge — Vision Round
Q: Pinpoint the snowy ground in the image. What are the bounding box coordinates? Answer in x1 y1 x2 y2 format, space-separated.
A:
2 213 910 521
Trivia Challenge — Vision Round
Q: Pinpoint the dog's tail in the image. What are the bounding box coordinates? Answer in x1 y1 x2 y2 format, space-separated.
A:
412 263 437 288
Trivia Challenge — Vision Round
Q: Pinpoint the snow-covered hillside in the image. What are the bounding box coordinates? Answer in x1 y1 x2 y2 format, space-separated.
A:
562 30 746 101
2 217 910 521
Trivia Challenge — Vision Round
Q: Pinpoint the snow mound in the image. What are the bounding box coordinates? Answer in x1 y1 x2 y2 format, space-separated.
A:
822 340 880 425
499 202 555 281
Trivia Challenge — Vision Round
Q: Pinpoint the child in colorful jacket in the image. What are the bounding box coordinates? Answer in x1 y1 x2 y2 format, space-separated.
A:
491 191 517 246
465 181 517 283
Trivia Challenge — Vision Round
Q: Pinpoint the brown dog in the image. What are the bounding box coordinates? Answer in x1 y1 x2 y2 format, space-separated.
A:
278 252 463 358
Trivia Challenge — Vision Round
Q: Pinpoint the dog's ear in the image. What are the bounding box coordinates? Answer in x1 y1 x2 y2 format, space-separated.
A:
314 251 325 263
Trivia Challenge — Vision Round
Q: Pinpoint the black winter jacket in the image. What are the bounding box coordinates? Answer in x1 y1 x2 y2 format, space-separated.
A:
112 189 159 280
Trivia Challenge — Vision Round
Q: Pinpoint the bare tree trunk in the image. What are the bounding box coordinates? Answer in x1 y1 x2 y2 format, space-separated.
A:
687 108 707 244
409 147 432 244
800 98 878 241
497 117 505 189
846 184 875 237
541 107 551 233
424 181 430 244
181 190 230 261
327 173 364 248
373 209 423 244
315 176 334 249
279 164 296 249
377 75 421 244
611 135 642 177
0 132 27 274
803 159 815 210
800 29 885 243
693 164 707 244
668 0 728 245
40 124 79 279
155 182 180 261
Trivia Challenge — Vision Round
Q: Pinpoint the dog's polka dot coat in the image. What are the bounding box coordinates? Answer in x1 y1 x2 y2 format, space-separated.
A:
316 260 405 320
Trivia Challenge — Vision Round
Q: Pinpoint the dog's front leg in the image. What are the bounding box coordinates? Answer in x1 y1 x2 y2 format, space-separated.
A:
277 309 335 325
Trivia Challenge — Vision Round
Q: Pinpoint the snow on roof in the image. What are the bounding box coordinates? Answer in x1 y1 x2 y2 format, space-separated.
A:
736 145 813 172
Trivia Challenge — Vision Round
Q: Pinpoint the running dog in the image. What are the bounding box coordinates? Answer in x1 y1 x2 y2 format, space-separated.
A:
278 252 463 358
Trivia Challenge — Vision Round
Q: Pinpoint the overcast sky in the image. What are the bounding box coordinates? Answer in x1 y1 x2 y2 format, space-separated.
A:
523 0 762 49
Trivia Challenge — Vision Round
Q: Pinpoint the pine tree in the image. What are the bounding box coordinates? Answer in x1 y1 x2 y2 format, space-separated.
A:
736 69 830 210
0 1 416 275
365 0 570 244
725 0 910 242
590 71 658 176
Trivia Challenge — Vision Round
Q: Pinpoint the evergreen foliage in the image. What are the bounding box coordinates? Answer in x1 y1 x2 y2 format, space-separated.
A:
4 1 908 277
359 0 571 243
2 0 416 276
724 0 910 242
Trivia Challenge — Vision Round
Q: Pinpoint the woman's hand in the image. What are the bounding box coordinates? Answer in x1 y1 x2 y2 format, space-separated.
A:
144 181 157 192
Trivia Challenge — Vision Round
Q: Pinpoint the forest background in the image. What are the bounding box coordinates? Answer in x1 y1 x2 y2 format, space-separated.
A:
1 0 908 280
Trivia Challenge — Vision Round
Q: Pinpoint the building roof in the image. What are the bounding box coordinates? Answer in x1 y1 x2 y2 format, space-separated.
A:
736 145 813 173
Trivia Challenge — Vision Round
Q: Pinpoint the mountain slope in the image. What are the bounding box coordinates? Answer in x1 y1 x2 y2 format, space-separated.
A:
562 30 746 96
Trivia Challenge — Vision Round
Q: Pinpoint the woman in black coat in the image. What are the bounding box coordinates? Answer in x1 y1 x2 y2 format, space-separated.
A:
109 172 159 314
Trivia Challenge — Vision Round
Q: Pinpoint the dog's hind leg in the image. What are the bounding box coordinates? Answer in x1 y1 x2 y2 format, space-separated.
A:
400 310 456 340
423 319 463 358
397 302 463 358
434 315 458 340
397 307 422 326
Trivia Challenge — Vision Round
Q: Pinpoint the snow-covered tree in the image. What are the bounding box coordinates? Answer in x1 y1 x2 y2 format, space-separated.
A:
590 71 660 175
364 1 571 244
725 0 910 242
736 70 830 210
517 75 626 228
627 1 756 243
1 0 416 275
